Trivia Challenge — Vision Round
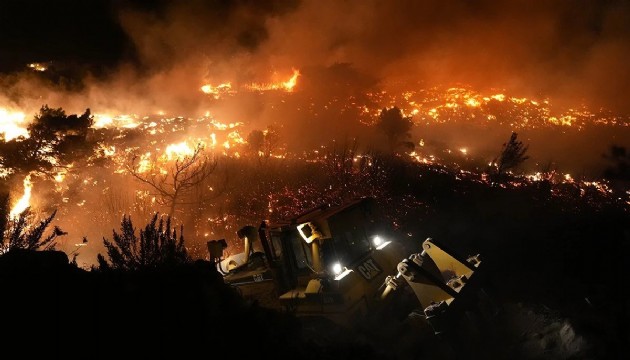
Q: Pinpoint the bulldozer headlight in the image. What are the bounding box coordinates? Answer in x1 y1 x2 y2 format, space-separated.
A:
332 262 343 275
373 235 391 250
332 262 353 280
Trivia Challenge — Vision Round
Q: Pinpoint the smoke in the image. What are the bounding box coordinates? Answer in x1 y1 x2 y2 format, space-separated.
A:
106 0 630 112
2 0 630 114
248 0 629 112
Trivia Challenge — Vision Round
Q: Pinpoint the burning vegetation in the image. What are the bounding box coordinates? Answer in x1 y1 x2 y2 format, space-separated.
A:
0 77 628 267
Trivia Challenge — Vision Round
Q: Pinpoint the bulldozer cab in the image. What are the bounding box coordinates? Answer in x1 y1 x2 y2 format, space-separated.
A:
263 197 389 292
256 197 406 324
208 197 406 325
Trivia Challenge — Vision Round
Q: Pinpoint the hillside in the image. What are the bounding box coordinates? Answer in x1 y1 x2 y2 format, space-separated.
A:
1 171 628 359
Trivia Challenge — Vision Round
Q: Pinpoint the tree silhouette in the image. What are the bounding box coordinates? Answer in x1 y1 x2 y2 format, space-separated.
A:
490 132 529 184
0 105 94 180
125 143 218 218
97 213 190 270
246 129 265 154
376 106 414 153
245 125 281 164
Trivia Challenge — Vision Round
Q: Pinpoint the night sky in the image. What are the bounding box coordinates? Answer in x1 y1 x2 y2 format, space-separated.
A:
0 0 299 73
0 0 128 72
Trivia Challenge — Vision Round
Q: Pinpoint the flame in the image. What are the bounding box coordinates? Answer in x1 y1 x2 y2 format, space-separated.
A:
136 152 153 173
10 174 33 218
0 108 28 140
54 170 67 183
465 98 481 107
93 114 140 129
27 62 48 72
201 82 234 99
245 68 300 92
164 142 195 160
548 115 575 126
100 145 116 157
282 69 300 92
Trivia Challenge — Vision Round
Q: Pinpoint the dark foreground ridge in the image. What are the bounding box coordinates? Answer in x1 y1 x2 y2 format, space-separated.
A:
0 249 386 359
1 241 628 360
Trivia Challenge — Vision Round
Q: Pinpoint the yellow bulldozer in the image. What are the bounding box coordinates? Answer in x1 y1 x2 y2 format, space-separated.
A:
207 197 490 335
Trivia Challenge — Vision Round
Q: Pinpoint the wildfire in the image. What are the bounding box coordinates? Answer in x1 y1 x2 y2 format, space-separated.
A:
27 62 48 72
199 69 300 99
362 85 629 129
135 152 153 174
164 141 196 160
0 108 28 140
200 82 234 99
245 69 300 92
282 69 300 91
10 173 33 218
0 52 627 269
93 114 140 129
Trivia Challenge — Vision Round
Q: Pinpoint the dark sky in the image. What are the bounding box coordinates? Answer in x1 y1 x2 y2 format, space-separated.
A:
0 0 299 73
0 0 128 72
1 0 630 114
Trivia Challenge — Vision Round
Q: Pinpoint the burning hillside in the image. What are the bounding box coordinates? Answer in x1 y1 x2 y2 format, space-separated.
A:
1 74 628 267
1 0 629 267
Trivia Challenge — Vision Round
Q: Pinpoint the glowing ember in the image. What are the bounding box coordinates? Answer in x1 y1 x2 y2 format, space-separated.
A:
27 62 48 72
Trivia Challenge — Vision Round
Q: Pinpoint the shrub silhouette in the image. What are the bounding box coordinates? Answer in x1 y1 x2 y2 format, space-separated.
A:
1 194 65 255
98 213 190 270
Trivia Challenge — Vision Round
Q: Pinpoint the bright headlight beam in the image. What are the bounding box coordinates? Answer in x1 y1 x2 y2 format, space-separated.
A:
334 267 353 281
373 236 383 247
332 262 342 275
373 235 392 250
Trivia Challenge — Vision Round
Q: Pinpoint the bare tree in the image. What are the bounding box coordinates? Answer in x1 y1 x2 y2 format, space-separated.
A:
125 143 218 218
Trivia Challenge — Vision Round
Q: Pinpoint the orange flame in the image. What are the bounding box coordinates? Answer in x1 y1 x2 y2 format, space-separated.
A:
0 108 28 140
200 82 234 99
245 68 300 92
10 173 33 218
